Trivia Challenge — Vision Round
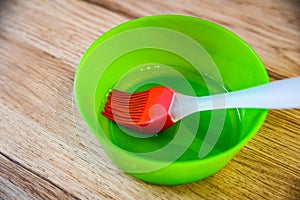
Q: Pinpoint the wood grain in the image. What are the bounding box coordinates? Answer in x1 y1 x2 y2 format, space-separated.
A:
0 0 299 199
0 152 78 200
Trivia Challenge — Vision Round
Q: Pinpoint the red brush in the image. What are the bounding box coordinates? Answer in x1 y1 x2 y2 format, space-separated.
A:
102 86 175 133
102 77 300 134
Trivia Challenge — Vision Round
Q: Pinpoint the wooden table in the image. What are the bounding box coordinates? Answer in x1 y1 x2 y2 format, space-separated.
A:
1 0 299 199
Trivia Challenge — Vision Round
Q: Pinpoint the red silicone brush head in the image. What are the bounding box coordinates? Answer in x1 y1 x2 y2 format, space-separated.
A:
102 86 175 134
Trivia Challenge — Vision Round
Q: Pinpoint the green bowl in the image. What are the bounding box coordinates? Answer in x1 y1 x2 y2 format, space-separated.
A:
74 15 269 185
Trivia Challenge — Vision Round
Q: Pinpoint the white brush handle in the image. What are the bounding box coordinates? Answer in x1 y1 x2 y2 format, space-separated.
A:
170 77 300 122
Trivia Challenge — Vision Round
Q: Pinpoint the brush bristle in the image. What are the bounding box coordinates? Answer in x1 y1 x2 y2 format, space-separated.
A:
101 89 150 125
101 86 175 133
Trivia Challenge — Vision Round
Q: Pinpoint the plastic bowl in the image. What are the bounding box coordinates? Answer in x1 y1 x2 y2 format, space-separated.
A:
74 15 269 185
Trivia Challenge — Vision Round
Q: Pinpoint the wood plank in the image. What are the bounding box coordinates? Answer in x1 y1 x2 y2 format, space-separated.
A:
0 0 128 66
0 153 78 200
0 0 299 199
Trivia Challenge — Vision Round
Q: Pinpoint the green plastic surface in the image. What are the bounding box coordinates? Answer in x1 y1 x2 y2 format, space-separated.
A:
74 15 269 185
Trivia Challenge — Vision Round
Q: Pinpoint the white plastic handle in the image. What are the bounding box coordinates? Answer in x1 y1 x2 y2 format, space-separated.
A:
170 77 300 122
206 76 300 109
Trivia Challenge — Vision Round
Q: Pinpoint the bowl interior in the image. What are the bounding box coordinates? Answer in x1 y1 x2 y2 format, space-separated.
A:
74 15 269 184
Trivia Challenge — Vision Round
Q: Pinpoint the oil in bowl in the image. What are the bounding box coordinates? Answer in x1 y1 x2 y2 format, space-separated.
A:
98 63 242 162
